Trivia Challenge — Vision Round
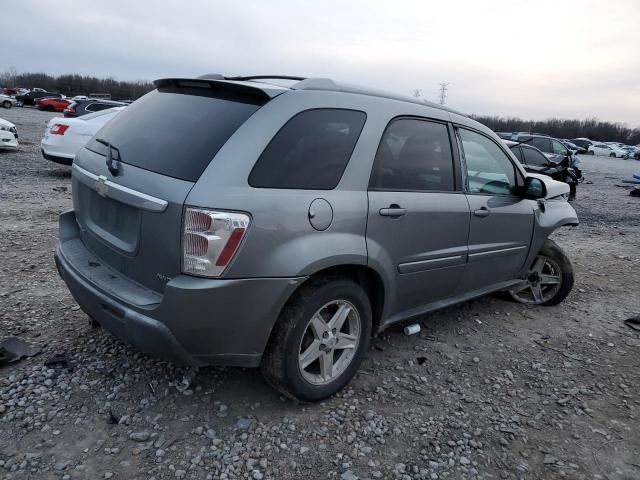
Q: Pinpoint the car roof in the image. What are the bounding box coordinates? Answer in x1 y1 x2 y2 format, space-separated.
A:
154 74 467 118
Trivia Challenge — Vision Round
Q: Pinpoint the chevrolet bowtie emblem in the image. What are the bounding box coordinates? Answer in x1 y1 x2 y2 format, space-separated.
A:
95 175 109 198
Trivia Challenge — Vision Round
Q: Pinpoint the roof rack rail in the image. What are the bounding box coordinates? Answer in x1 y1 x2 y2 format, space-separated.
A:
224 75 307 82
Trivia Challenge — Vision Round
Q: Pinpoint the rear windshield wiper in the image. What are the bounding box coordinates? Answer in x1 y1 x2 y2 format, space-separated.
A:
95 138 121 175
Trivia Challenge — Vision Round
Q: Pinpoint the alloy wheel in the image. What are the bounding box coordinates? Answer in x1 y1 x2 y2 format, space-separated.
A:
298 300 361 385
510 255 562 304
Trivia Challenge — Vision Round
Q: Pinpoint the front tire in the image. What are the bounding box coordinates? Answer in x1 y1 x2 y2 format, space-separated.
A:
509 239 574 306
2 100 11 109
261 276 372 402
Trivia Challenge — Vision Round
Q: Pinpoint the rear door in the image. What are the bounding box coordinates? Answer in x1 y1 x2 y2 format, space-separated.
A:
366 118 470 319
455 127 534 293
72 84 267 293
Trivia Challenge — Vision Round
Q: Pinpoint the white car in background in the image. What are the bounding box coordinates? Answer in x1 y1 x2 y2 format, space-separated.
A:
0 118 19 150
588 142 629 158
41 107 125 165
0 94 18 109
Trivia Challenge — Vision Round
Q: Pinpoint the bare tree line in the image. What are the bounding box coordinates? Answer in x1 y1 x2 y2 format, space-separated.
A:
0 67 154 100
2 67 638 144
471 115 640 145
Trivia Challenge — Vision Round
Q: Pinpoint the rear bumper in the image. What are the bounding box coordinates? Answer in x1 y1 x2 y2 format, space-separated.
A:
41 137 76 165
42 149 73 165
55 210 305 367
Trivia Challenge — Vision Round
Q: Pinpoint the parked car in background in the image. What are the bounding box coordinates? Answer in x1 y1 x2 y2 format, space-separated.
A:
588 143 629 158
506 140 579 200
0 118 19 150
513 134 571 157
0 94 18 109
35 97 72 112
63 99 127 118
41 107 125 165
496 132 515 139
15 91 63 106
2 88 20 96
54 74 578 401
71 95 89 101
570 138 594 152
621 146 639 158
562 141 586 154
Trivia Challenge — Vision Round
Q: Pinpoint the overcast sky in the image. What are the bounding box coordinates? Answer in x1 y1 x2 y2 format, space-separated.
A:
3 0 639 125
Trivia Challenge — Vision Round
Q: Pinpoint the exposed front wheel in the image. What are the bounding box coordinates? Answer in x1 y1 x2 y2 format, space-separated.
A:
609 152 616 157
509 240 574 306
2 101 11 109
261 276 371 402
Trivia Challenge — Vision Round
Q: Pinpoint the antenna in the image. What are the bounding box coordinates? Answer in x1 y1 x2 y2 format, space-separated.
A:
438 82 449 105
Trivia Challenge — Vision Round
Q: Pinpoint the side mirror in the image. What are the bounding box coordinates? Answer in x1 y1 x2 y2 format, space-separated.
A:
524 177 547 199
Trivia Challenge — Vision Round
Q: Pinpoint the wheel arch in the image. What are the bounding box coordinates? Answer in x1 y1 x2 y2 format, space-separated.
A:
275 263 387 338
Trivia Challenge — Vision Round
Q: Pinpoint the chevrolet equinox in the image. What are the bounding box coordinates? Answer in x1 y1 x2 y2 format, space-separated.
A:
55 75 578 401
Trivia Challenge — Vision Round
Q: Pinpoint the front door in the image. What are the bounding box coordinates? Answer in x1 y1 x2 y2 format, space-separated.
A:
366 118 470 321
455 127 535 293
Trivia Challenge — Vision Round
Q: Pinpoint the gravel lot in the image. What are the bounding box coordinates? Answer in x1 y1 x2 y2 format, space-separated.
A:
1 107 639 480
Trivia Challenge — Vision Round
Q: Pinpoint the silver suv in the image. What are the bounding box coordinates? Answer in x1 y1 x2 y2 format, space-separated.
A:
55 75 578 401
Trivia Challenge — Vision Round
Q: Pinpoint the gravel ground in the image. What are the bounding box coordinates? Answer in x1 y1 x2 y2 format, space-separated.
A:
1 107 639 480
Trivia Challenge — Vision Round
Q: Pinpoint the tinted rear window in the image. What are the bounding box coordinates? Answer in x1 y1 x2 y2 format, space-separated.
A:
249 109 366 189
87 88 263 181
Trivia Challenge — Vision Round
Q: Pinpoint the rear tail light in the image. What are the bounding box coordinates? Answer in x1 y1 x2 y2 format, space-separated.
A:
50 124 69 135
64 107 75 114
182 207 250 277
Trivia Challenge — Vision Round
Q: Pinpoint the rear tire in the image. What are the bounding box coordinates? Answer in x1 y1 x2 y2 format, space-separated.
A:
588 150 594 155
261 276 372 402
609 152 616 158
509 239 574 306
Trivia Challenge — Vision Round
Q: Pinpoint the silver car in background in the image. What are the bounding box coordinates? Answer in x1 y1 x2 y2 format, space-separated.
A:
55 75 578 401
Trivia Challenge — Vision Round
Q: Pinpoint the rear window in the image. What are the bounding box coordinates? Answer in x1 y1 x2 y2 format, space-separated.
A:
248 109 366 190
86 88 264 181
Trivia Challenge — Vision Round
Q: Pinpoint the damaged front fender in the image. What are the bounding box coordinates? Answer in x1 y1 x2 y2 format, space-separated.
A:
519 199 578 276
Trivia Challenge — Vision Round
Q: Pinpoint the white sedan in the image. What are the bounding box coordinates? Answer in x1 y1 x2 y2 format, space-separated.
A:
588 143 629 159
0 118 19 150
0 94 18 109
41 107 124 165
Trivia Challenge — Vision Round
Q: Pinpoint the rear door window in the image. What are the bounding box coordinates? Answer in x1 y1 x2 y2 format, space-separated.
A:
249 109 366 189
369 118 456 192
86 88 264 181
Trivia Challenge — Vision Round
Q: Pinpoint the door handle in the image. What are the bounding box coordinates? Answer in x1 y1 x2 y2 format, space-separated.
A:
474 207 491 218
379 204 406 217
